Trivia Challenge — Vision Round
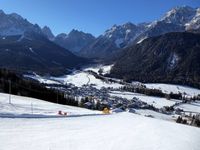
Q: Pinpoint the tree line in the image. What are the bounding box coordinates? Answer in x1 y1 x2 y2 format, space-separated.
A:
0 68 78 107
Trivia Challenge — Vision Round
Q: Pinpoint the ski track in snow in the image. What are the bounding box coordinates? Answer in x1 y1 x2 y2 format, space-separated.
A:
0 113 200 150
0 93 101 117
0 93 200 150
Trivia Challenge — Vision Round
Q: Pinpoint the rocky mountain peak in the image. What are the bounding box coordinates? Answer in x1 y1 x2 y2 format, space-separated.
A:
161 6 196 25
0 10 43 36
42 26 55 40
0 9 5 14
9 13 24 20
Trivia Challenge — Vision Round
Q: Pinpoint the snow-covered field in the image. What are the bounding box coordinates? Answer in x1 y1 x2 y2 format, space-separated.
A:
52 71 122 89
24 74 61 85
109 91 180 109
84 64 113 75
24 65 200 97
51 64 123 89
145 83 200 97
175 101 200 113
25 64 123 89
1 113 200 150
0 93 100 117
134 109 174 120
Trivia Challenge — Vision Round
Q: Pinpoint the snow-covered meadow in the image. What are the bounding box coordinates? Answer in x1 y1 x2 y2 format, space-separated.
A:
175 101 200 113
52 71 122 89
145 83 200 97
24 64 123 89
24 65 200 98
109 91 180 109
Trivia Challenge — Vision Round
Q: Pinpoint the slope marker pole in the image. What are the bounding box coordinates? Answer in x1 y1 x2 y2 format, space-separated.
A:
9 80 11 104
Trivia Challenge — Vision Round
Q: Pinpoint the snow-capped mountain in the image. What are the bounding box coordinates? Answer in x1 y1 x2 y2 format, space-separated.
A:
186 8 200 31
42 26 55 41
80 22 148 59
54 29 95 53
0 10 42 36
80 6 200 59
0 10 88 75
103 22 147 48
161 6 196 25
134 6 199 44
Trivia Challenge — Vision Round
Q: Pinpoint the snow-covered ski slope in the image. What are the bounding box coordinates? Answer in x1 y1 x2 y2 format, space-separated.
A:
0 113 200 150
0 93 100 118
0 93 200 150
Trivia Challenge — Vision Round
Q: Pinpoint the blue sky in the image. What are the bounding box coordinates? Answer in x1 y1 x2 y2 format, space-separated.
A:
0 0 199 36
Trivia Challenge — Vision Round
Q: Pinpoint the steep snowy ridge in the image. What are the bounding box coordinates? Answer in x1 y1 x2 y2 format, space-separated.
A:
186 8 200 30
0 10 42 36
80 6 200 59
102 22 147 48
161 6 196 25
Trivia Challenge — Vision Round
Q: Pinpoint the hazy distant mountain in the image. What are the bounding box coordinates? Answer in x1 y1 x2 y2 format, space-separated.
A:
110 32 200 88
80 22 148 59
42 26 55 41
102 22 147 48
0 32 87 75
54 29 95 53
79 35 121 60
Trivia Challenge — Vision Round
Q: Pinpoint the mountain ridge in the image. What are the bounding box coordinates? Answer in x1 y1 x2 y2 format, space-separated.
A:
110 32 200 88
80 6 200 59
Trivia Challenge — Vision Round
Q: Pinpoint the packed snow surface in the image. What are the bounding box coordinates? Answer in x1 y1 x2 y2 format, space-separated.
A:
0 93 200 150
0 93 100 117
0 113 200 150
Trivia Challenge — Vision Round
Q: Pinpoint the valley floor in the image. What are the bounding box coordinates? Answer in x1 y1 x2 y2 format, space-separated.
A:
1 64 200 150
23 64 200 122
